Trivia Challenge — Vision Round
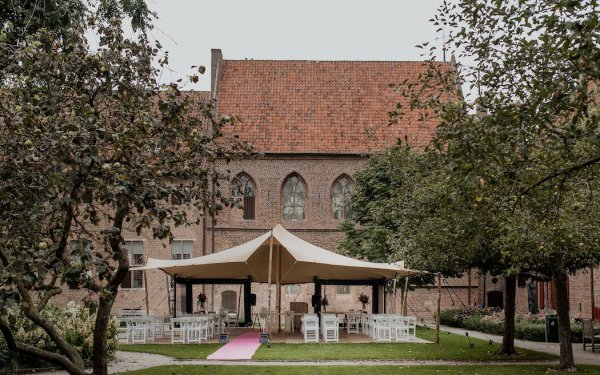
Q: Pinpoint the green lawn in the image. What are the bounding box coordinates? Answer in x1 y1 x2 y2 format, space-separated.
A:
252 327 556 361
117 328 556 362
117 365 600 375
119 343 222 359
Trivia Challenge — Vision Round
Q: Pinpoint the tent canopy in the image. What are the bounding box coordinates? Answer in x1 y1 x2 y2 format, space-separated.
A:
139 224 419 284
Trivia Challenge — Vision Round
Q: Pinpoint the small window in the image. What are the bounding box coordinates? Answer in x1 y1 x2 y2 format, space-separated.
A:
282 174 306 220
122 241 143 289
332 176 354 220
171 186 192 205
172 240 193 260
232 173 256 220
336 285 350 295
286 284 301 295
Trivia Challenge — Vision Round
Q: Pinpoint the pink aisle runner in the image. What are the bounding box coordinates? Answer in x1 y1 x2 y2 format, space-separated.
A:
207 332 262 360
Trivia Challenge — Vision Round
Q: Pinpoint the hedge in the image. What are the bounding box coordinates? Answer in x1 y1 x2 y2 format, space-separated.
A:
440 308 584 342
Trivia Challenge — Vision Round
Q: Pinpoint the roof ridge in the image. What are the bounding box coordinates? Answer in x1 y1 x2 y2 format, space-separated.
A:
224 59 449 64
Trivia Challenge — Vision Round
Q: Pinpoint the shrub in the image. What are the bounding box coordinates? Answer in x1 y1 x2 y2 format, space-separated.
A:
440 307 591 343
0 302 119 371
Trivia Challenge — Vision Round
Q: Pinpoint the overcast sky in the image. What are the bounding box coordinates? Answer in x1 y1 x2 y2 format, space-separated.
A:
146 0 446 90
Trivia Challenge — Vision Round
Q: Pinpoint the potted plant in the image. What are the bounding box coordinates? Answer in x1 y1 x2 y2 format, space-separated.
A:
197 292 207 311
321 296 329 312
358 293 369 310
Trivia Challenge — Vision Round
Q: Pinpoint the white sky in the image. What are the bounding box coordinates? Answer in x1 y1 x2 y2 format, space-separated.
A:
147 0 446 90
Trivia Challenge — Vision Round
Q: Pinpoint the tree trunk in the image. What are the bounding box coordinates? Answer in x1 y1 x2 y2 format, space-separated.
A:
92 294 115 375
499 275 516 355
552 267 576 371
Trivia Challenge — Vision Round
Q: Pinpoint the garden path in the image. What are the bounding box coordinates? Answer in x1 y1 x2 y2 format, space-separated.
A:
439 324 600 365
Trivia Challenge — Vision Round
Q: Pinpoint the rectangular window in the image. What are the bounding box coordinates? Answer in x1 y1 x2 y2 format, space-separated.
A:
171 186 193 205
243 195 255 220
336 285 350 295
68 240 91 290
172 240 193 260
121 241 143 289
286 284 301 295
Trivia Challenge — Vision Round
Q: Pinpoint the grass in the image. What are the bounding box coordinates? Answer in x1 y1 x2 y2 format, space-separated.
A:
117 365 600 375
117 328 556 362
118 343 222 359
252 327 556 361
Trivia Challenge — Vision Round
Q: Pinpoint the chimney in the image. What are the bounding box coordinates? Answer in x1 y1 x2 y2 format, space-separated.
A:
211 49 223 100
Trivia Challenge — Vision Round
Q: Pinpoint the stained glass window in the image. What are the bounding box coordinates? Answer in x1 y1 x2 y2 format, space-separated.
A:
282 174 306 220
332 176 354 220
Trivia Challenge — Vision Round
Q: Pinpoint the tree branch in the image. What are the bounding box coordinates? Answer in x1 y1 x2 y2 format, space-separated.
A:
518 154 600 199
0 316 87 375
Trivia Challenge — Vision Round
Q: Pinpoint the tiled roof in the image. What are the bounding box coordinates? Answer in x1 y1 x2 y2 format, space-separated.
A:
216 60 449 154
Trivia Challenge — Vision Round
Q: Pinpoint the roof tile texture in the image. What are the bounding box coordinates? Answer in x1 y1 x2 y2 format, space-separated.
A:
217 60 445 154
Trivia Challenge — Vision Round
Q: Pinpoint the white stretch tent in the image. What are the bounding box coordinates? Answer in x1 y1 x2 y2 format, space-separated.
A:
139 224 418 283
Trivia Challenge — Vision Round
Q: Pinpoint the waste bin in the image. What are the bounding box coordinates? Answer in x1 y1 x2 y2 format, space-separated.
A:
545 314 559 342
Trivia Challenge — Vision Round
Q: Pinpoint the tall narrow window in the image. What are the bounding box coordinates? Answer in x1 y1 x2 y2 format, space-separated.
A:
121 241 143 289
172 240 193 260
68 240 92 289
282 174 306 220
232 173 256 220
332 176 354 220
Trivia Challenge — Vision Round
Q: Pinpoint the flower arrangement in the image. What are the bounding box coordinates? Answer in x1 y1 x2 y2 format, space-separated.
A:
358 293 369 305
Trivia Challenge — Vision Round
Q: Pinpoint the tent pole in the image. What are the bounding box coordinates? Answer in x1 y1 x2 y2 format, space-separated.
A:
173 275 177 318
393 278 397 314
144 270 150 315
436 273 441 344
267 230 274 335
276 244 282 333
403 276 410 316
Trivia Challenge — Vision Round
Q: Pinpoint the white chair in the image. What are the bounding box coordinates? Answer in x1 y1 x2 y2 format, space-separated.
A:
117 319 131 343
302 314 319 343
372 314 391 342
187 317 208 343
129 318 148 344
361 313 370 335
321 314 339 343
391 315 409 342
347 312 360 334
170 318 186 344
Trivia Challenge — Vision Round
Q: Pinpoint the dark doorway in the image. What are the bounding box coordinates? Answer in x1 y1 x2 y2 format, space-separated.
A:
487 291 504 309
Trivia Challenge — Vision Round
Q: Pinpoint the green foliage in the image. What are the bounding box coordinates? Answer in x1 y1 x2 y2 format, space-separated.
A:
338 146 464 279
389 0 600 367
0 303 118 370
0 1 252 373
440 308 592 343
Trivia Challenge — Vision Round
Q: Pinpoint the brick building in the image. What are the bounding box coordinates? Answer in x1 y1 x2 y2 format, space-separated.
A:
62 49 599 322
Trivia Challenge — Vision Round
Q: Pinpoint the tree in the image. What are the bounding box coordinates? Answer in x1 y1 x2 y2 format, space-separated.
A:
389 0 600 369
340 144 523 355
0 3 251 375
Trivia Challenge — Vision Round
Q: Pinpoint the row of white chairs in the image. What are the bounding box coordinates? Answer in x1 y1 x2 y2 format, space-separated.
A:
363 314 417 342
118 316 167 344
171 315 226 344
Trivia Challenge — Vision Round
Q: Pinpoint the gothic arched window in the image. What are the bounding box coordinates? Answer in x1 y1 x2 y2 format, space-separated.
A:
282 174 306 220
232 173 256 220
332 176 354 220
